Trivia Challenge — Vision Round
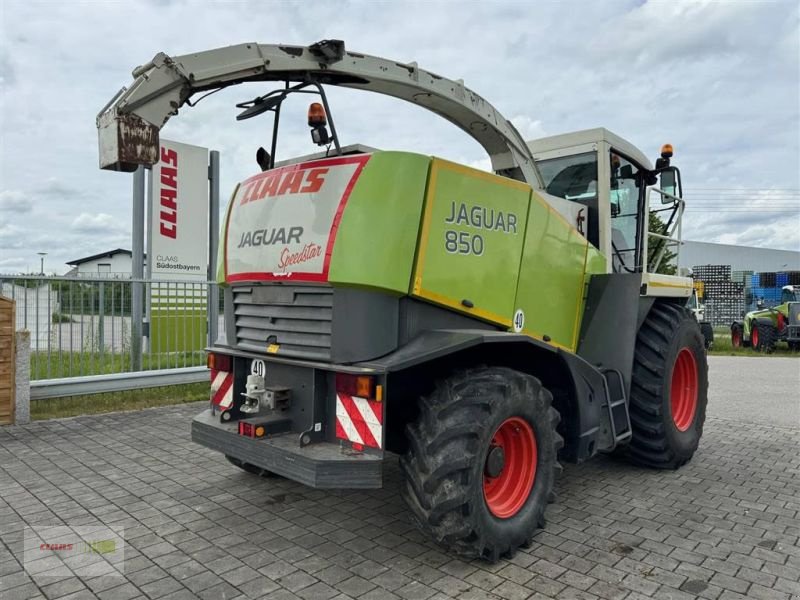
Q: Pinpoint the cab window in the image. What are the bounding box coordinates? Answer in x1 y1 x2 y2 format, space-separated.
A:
781 288 797 303
610 152 644 273
537 152 599 247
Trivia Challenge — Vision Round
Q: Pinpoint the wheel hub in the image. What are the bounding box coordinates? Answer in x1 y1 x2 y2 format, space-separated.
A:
670 347 698 432
484 445 505 478
483 417 537 519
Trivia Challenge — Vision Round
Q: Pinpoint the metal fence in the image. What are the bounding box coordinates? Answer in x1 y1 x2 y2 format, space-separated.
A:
0 275 220 394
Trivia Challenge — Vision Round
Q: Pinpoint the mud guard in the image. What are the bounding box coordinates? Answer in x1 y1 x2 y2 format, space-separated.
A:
360 329 612 462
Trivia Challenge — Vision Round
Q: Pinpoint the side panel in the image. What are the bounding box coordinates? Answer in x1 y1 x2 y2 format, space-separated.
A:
514 192 601 351
328 152 430 293
576 273 642 399
412 158 530 326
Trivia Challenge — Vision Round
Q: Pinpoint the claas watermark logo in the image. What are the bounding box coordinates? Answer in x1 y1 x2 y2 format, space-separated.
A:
24 525 125 577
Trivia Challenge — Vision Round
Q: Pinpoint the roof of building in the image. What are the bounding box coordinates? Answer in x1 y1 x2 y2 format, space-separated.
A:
66 249 139 266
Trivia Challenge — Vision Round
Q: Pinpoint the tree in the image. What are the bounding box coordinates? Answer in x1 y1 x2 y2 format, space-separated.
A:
648 211 677 275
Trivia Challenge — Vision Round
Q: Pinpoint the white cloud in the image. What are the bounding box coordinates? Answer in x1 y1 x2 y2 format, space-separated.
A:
71 212 124 234
0 191 31 213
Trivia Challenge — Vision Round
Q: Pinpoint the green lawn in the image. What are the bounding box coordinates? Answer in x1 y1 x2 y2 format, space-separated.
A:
30 351 207 380
708 327 798 357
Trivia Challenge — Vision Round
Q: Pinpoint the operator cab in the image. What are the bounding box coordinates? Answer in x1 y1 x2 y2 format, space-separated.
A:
528 128 681 277
782 286 799 303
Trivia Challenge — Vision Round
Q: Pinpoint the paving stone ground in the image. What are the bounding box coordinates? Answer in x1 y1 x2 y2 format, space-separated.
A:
0 356 798 600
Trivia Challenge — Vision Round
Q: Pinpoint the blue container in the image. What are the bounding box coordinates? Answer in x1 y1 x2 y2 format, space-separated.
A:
751 274 760 287
777 272 789 287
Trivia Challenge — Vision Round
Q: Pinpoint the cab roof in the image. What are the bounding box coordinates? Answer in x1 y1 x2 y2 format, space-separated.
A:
526 128 653 170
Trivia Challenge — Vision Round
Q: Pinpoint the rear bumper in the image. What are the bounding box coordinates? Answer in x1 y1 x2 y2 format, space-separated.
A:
191 409 383 488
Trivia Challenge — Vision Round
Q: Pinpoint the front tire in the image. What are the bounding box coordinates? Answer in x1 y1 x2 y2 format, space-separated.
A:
628 303 708 469
731 323 743 348
752 322 777 354
400 367 562 561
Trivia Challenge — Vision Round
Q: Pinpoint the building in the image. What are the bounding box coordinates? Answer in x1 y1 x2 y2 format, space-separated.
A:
0 282 60 351
65 249 146 278
678 241 800 273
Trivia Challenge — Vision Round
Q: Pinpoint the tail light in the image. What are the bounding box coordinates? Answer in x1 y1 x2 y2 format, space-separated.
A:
335 373 380 400
208 352 232 372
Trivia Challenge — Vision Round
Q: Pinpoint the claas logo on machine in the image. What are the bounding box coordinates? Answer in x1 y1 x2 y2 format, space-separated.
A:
239 167 328 205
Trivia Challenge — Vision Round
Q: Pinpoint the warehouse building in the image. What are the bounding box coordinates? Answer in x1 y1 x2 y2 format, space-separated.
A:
679 241 799 273
678 241 800 326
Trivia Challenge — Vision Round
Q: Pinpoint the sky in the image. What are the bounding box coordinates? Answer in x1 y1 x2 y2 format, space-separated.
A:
0 0 798 274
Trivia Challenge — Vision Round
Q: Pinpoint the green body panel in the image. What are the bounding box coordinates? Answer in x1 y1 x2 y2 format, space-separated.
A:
585 246 607 276
514 193 599 351
219 151 609 354
328 152 430 293
411 158 530 326
743 303 791 338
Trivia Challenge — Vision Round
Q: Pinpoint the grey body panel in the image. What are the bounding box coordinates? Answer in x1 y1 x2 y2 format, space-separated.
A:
577 273 642 399
331 288 399 363
359 329 556 372
222 283 497 366
192 410 382 488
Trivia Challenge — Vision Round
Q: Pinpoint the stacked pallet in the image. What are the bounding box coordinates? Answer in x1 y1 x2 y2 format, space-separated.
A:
692 265 745 326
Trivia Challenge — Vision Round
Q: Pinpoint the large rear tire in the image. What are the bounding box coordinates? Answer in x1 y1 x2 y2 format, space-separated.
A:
628 303 708 469
752 322 777 354
400 367 562 561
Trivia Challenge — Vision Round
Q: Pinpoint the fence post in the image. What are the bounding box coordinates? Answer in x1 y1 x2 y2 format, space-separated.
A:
131 166 146 371
98 281 105 359
15 330 30 425
208 150 220 347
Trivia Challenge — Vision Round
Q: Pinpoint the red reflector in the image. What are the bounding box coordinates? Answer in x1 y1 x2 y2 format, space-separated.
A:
335 373 375 399
239 422 254 437
208 353 232 372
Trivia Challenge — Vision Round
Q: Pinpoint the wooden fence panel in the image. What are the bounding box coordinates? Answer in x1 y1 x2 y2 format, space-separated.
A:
0 295 15 425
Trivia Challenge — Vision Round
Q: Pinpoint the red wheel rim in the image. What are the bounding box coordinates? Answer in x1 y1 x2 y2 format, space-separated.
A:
670 348 698 432
752 327 759 348
731 329 741 347
483 417 537 519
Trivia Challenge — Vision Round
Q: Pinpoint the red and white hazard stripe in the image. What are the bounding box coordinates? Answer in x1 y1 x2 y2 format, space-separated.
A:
335 393 383 449
210 369 233 409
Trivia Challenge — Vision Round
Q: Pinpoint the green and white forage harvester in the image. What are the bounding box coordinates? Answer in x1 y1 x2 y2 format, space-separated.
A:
97 40 708 560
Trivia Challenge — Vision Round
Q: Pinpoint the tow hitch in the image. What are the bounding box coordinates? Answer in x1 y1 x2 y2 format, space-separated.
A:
240 374 291 413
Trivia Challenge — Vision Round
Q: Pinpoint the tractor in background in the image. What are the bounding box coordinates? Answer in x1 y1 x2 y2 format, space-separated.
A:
732 285 800 352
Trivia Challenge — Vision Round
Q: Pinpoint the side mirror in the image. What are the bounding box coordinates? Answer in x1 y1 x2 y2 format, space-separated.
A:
659 167 681 204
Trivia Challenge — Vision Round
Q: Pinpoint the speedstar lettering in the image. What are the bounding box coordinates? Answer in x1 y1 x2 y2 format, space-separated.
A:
444 201 518 234
238 227 303 248
278 243 322 269
240 167 328 205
